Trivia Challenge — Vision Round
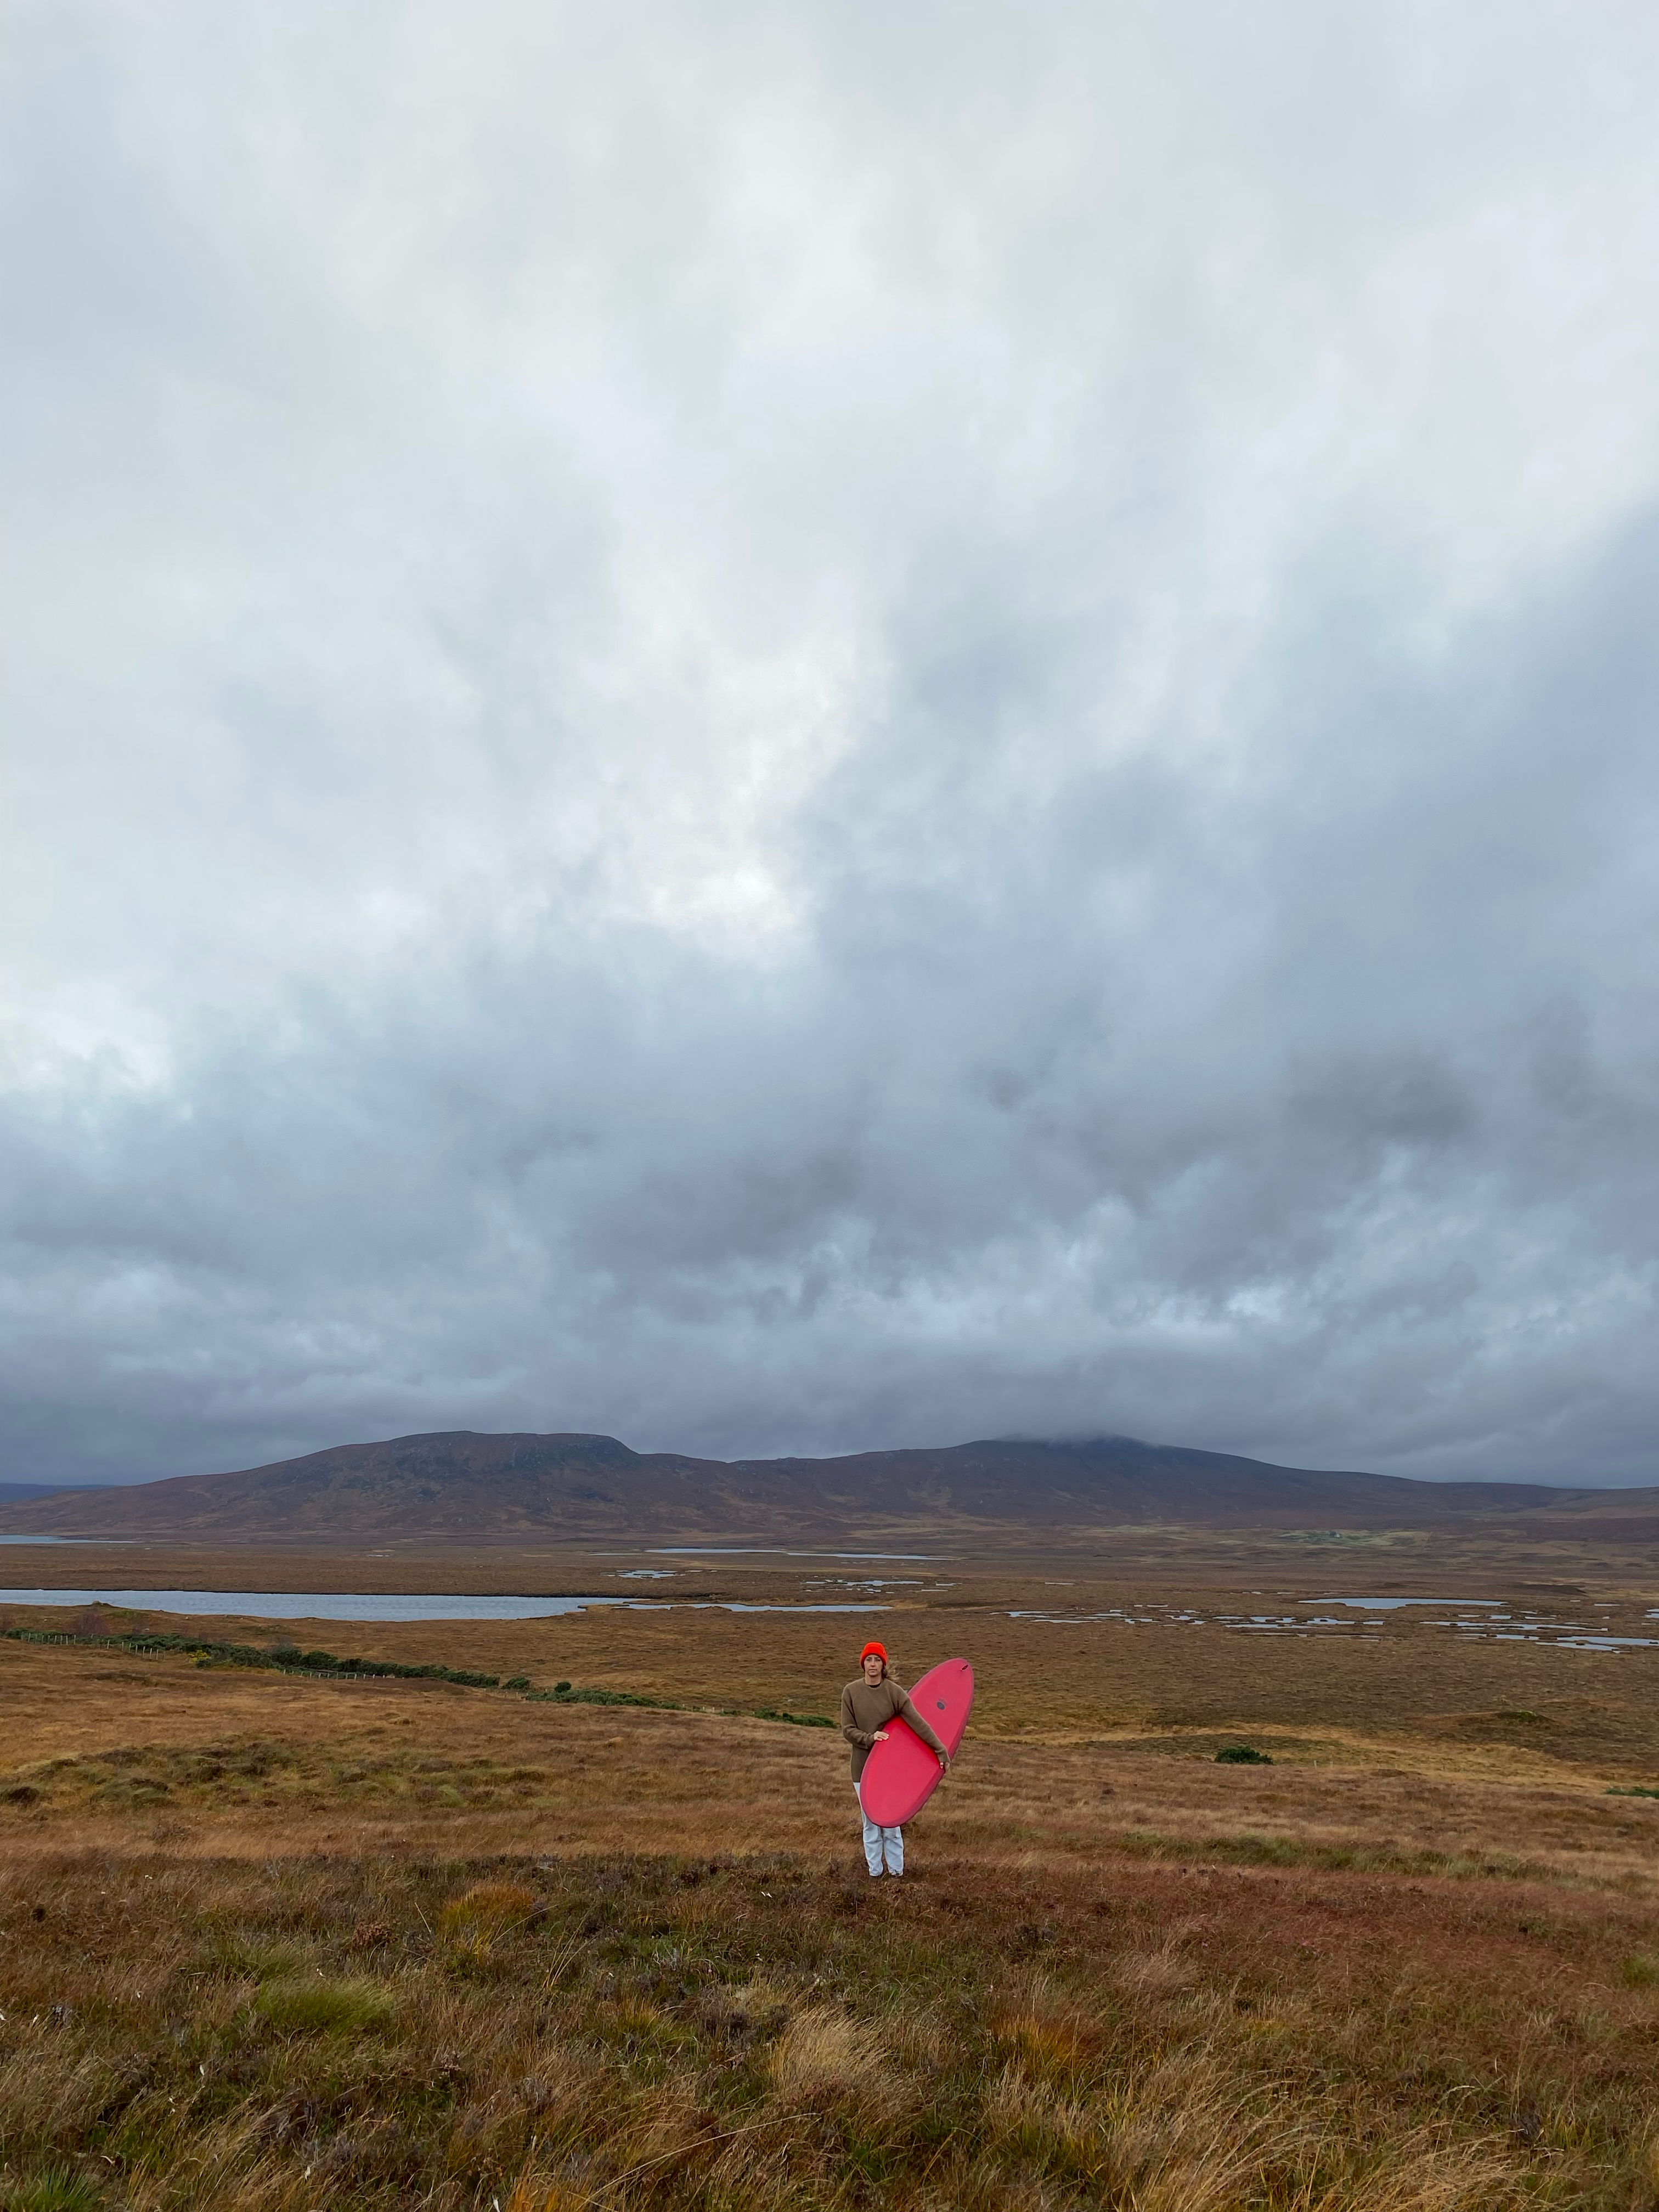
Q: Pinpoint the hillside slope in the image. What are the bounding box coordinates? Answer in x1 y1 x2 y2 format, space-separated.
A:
0 1429 1620 1542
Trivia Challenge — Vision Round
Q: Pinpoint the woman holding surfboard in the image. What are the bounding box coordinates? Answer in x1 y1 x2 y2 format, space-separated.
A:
839 1640 952 1878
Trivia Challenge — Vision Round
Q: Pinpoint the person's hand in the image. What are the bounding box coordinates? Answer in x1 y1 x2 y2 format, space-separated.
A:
937 1751 951 1771
872 1729 890 1742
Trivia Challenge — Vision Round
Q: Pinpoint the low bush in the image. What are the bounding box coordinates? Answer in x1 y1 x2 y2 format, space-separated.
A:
0 1624 501 1688
526 1684 679 1711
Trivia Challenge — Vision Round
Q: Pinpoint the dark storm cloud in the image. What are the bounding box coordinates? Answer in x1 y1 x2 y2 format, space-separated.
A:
4 3 1657 1485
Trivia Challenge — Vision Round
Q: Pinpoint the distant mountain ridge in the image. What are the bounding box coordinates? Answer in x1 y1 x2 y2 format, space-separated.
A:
0 1481 111 1505
1 1427 1641 1543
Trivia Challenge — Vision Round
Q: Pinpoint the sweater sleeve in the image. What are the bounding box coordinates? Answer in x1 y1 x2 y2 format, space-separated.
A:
840 1683 878 1750
896 1689 949 1760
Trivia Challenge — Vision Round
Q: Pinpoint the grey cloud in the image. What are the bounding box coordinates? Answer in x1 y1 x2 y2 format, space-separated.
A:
3 3 1657 1488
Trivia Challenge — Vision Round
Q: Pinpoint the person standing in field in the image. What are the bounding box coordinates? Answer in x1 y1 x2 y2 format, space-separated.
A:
839 1640 949 1878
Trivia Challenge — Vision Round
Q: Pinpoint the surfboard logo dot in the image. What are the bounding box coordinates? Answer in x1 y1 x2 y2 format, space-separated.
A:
936 1700 946 1709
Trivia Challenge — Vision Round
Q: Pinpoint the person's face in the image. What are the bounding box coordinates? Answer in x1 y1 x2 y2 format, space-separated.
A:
862 1653 884 1684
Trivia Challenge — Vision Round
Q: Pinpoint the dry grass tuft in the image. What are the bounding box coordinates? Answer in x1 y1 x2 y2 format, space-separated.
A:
1114 1944 1198 1996
1301 2134 1523 2211
438 1878 540 1956
989 1978 1104 2092
766 2004 886 2101
501 2182 590 2212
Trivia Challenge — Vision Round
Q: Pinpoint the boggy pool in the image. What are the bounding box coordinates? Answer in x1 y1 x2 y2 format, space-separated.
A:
0 1588 890 1622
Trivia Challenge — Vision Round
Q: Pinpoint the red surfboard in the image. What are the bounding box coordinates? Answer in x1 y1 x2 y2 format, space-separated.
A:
857 1657 974 1827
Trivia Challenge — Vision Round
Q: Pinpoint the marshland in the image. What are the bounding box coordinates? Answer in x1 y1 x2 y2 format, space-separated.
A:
3 1536 1658 2210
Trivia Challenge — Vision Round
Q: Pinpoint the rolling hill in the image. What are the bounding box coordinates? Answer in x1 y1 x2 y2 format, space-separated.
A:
1 1428 1641 1543
0 1482 110 1505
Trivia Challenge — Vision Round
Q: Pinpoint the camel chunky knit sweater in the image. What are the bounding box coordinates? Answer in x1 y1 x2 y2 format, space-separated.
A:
839 1674 948 1785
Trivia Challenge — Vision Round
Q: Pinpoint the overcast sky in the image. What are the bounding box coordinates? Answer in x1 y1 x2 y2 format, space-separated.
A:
4 3 1658 1489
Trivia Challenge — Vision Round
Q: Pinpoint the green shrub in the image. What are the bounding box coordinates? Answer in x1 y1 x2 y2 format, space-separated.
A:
1215 1745 1272 1765
528 1685 677 1709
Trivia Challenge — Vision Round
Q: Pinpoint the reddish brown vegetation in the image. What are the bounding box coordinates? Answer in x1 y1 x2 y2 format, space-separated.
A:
2 1551 1657 2205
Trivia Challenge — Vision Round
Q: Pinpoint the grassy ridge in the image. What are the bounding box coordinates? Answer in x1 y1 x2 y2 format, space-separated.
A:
0 1627 837 1725
1 1623 505 1687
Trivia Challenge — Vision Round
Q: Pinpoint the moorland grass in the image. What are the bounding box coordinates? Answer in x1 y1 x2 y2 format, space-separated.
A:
252 1974 398 2036
4 1847 1659 2209
2 1628 845 1731
5 1561 1659 1781
3 1557 1659 2208
2 2170 106 2212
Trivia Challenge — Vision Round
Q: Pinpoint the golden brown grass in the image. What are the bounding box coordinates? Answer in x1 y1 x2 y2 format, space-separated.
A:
4 1539 1656 1760
2 1558 1658 2207
5 1847 1659 2208
5 1607 1657 1889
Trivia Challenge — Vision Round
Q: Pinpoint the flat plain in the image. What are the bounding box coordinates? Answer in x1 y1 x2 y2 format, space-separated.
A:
2 1528 1657 2210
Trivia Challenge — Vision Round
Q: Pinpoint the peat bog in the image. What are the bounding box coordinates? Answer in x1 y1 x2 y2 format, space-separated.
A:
2 1533 1657 2209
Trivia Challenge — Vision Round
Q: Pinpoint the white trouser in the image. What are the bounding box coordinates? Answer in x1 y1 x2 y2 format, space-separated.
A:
855 1781 902 1875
